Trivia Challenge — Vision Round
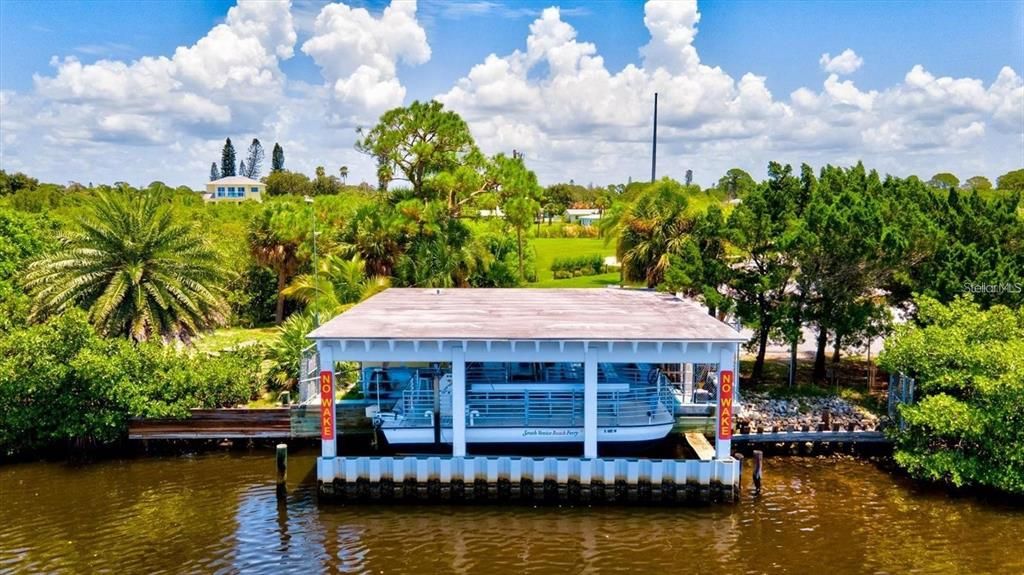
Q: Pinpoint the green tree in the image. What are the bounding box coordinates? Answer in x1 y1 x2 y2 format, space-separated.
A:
961 175 992 191
727 163 799 381
283 254 389 318
879 296 1024 495
356 100 477 196
247 201 309 324
266 312 315 389
271 142 285 172
243 138 264 179
928 172 959 189
23 193 227 341
660 204 732 317
209 162 220 181
345 203 406 278
339 165 349 184
313 166 342 195
264 170 314 197
716 168 755 199
604 178 693 287
996 168 1024 191
504 194 540 282
220 138 237 177
0 170 39 196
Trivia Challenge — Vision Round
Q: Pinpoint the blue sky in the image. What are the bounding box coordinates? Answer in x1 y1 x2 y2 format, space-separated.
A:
1 0 1022 188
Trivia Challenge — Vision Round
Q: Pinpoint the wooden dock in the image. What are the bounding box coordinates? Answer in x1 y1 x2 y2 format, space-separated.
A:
731 430 889 444
128 403 372 440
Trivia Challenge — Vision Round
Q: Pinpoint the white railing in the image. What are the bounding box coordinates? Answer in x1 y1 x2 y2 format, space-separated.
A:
390 380 453 428
468 389 583 427
297 344 320 405
379 365 676 429
690 363 719 404
597 377 675 427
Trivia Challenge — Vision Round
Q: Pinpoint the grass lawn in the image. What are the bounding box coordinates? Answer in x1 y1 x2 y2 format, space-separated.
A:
193 325 279 353
529 237 623 288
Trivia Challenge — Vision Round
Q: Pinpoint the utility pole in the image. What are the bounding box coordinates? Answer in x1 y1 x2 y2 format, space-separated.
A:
651 92 658 183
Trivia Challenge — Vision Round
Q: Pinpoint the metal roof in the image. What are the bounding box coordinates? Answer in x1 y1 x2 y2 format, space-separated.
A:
308 288 745 342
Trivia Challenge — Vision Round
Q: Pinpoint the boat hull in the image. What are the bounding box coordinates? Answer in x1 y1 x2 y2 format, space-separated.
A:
380 423 674 445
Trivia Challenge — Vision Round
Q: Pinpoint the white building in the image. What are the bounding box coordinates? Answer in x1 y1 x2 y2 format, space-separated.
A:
564 208 602 224
205 175 264 202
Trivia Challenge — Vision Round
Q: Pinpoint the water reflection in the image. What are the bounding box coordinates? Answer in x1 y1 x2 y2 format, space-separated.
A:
1 451 1021 574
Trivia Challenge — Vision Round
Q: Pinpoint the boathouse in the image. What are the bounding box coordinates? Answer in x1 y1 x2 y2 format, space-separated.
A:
308 287 744 504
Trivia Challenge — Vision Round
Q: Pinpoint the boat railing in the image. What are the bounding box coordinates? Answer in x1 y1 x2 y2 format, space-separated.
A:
690 364 719 404
467 390 583 427
391 387 452 428
466 363 508 385
597 377 675 427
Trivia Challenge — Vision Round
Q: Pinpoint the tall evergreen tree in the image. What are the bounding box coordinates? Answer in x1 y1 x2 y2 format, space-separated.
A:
238 160 246 178
209 162 220 181
244 138 265 179
271 142 285 172
220 138 236 177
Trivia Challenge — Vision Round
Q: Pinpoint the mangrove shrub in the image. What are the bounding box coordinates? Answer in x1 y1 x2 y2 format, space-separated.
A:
0 312 264 456
879 296 1024 494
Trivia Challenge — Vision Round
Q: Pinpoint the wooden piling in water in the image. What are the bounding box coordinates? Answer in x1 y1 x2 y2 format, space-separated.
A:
734 453 744 494
752 450 763 494
276 443 287 496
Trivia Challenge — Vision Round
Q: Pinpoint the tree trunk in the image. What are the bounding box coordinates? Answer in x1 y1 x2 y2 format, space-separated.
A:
753 326 769 382
517 228 524 282
788 340 798 387
831 333 842 365
275 270 287 325
813 329 828 381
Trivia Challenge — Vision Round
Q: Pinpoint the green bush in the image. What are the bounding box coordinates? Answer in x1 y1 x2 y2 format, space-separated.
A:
0 311 265 455
879 296 1024 495
551 254 605 277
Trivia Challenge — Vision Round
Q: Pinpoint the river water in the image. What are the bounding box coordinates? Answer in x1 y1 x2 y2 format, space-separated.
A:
1 449 1021 574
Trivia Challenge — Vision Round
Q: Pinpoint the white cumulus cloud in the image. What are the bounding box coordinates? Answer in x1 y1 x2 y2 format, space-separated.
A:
301 0 430 121
438 0 1021 184
819 49 864 75
0 0 1021 190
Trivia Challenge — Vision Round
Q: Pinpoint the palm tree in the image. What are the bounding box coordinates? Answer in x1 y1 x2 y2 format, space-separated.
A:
610 180 694 287
248 201 308 324
283 254 389 318
339 165 349 184
23 192 227 341
347 204 405 277
266 311 315 389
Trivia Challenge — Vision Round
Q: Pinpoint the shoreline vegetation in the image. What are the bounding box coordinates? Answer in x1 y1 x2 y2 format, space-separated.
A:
1 101 1022 497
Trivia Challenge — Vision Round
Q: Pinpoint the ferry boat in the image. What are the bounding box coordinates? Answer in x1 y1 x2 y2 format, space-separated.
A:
365 362 677 445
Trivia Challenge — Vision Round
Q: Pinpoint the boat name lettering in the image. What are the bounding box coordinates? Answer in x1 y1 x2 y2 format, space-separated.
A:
521 429 581 438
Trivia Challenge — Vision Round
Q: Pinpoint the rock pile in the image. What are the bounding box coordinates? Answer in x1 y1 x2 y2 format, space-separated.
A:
737 392 881 432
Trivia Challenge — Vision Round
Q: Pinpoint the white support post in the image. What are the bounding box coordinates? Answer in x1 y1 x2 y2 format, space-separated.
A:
452 346 467 457
318 342 336 459
683 363 694 404
715 347 736 459
734 342 741 404
584 345 598 459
